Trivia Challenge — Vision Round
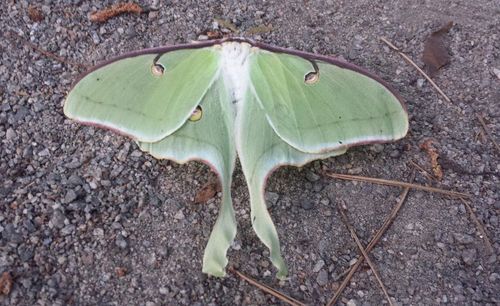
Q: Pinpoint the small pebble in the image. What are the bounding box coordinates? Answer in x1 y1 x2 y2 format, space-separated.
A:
346 299 358 306
265 191 279 208
115 235 128 249
174 210 185 220
93 228 104 238
453 233 474 245
6 128 16 140
50 209 66 229
64 190 77 203
305 171 320 182
462 248 477 265
417 78 425 87
301 198 314 210
313 259 325 273
316 269 328 286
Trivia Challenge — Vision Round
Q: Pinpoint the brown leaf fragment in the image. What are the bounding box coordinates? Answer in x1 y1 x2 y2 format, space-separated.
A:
28 5 44 22
422 21 453 76
115 267 127 277
194 181 221 204
90 3 143 23
0 272 13 296
420 139 443 180
198 29 224 40
206 30 224 39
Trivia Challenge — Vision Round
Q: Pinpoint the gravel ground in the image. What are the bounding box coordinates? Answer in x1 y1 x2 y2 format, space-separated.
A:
1 0 499 305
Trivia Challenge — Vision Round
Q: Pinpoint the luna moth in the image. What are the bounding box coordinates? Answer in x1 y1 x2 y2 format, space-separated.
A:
64 37 408 279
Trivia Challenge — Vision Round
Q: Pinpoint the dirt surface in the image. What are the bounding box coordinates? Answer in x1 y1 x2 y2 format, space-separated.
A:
1 0 499 305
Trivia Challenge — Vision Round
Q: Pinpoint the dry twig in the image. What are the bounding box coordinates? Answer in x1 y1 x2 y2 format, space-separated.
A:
381 36 498 164
336 202 395 306
325 172 469 198
409 160 438 181
408 162 492 253
475 113 500 154
380 37 452 104
460 198 494 254
6 30 88 70
229 267 305 306
327 172 414 306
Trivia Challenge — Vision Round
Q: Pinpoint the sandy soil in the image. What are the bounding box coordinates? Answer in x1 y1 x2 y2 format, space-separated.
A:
0 0 498 305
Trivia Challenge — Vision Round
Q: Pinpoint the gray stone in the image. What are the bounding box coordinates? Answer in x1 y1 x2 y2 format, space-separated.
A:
305 171 320 182
93 228 104 238
453 233 474 245
13 106 29 122
462 248 477 265
64 189 77 203
64 159 81 169
67 201 84 211
91 32 100 44
61 224 76 236
38 148 50 157
417 78 425 87
370 144 384 153
313 259 325 273
265 191 279 208
159 287 169 295
18 244 34 262
316 269 328 286
50 209 66 229
174 210 185 220
5 128 16 140
116 143 130 161
23 220 36 233
301 198 314 210
67 174 83 186
346 299 358 306
33 102 45 112
390 149 401 158
115 234 128 249
489 273 499 282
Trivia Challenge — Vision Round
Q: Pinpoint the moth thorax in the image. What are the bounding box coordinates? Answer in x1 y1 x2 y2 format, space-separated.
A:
220 42 252 106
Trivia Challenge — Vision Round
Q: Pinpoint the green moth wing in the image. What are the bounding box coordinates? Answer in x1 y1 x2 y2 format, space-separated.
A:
64 47 220 142
138 77 237 277
249 49 408 153
236 90 347 278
